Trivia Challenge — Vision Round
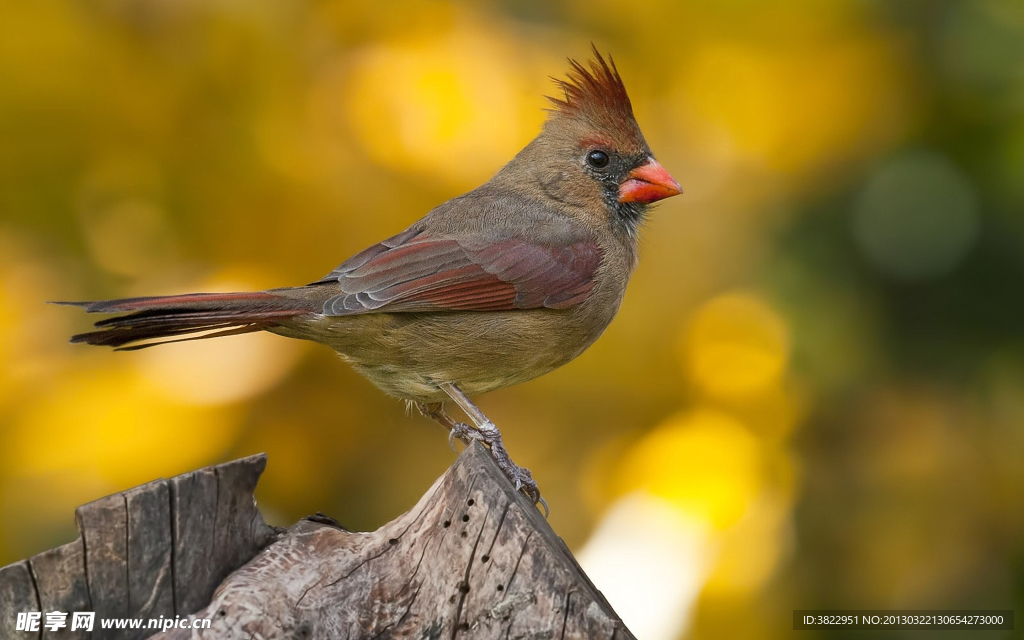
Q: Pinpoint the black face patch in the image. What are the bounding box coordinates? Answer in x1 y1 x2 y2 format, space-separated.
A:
581 150 650 234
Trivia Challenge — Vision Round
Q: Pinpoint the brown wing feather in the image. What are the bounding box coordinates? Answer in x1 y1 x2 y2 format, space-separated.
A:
320 229 602 315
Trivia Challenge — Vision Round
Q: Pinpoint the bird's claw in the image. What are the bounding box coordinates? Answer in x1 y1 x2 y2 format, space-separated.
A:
537 496 550 518
475 425 548 516
447 421 483 451
511 470 548 517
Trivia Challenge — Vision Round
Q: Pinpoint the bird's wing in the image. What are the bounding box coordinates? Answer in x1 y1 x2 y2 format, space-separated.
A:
315 228 602 315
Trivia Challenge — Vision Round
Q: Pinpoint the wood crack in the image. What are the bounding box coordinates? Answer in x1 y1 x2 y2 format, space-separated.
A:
504 531 533 596
483 502 511 569
451 520 487 638
25 562 42 640
210 464 222 594
168 478 178 615
295 577 324 607
558 590 574 640
123 492 131 614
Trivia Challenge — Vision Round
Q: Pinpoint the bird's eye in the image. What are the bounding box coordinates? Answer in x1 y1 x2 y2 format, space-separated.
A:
586 150 610 169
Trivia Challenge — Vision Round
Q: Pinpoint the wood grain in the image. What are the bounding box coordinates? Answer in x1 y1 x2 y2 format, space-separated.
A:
151 444 633 640
0 447 633 639
0 455 279 639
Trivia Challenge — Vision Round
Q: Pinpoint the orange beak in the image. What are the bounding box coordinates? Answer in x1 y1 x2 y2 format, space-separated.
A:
618 158 682 204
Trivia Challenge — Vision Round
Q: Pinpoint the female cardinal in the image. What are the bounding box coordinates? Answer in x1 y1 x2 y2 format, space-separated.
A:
62 48 681 512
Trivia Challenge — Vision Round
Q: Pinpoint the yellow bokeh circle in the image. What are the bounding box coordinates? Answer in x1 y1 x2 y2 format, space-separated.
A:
682 292 790 399
343 29 544 186
616 410 762 530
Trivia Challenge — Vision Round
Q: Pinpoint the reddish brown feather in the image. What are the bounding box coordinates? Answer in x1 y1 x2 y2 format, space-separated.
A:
546 45 640 147
64 291 314 349
322 230 601 315
63 291 291 314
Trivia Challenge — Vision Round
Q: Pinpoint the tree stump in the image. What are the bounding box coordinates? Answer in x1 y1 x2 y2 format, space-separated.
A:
0 444 635 639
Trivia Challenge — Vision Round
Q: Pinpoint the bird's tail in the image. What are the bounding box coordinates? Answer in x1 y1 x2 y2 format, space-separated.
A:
57 290 316 350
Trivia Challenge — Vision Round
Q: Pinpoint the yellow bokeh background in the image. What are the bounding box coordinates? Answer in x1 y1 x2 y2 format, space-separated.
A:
2 0 1024 637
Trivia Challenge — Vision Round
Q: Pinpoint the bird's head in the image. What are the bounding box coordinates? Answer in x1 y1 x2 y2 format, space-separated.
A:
499 47 681 238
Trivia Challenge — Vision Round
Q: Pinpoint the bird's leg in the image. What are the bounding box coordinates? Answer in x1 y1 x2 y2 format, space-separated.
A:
415 402 482 450
437 382 548 516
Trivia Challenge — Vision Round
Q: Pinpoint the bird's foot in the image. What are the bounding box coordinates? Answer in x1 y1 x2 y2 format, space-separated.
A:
421 389 549 516
475 422 549 517
416 402 483 451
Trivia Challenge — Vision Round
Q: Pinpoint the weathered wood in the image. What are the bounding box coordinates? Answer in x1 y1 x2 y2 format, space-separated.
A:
209 457 275 583
151 444 633 640
30 538 90 640
1 447 634 640
0 561 40 639
77 493 130 637
168 466 219 614
0 454 280 638
125 480 173 637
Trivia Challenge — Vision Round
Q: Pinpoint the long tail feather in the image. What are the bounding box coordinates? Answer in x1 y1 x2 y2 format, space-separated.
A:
57 290 314 350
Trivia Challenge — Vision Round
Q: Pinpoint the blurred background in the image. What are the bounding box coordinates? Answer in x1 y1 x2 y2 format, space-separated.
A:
1 0 1022 637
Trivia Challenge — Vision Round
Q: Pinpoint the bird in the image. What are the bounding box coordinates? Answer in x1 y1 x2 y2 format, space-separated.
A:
59 47 682 513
